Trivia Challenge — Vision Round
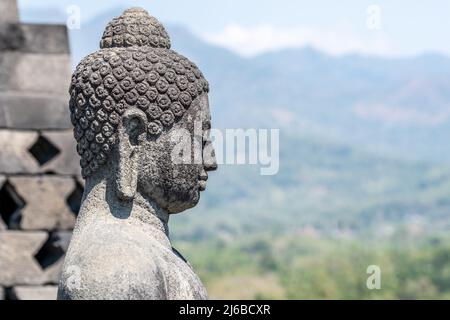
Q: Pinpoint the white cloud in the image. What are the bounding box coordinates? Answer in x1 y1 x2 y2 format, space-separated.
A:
202 23 396 57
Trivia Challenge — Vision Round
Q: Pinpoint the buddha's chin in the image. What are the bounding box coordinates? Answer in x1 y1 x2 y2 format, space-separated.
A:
199 180 207 191
166 190 201 214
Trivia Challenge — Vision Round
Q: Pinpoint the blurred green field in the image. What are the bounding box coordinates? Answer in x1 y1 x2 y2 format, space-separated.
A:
174 233 450 299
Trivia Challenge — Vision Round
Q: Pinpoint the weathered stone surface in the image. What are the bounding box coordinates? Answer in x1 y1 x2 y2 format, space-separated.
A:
0 23 24 51
16 24 69 54
0 130 79 174
0 230 70 287
0 53 71 94
0 175 5 230
11 286 58 300
0 0 78 293
8 176 77 230
0 93 71 129
0 231 47 286
0 52 18 87
0 0 19 24
0 24 69 53
41 131 80 175
59 8 217 300
0 130 39 173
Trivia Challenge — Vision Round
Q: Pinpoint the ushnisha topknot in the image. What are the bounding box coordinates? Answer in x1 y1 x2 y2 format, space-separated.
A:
69 8 209 178
100 7 171 49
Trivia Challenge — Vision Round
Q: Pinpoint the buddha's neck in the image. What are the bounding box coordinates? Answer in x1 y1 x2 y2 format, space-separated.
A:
78 175 171 248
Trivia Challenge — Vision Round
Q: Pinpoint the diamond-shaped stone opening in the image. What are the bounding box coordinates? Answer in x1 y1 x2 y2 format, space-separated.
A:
66 180 84 216
34 233 66 270
28 135 60 166
0 181 24 229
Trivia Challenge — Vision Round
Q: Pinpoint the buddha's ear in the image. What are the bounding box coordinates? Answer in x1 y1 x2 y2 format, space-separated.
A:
115 108 148 201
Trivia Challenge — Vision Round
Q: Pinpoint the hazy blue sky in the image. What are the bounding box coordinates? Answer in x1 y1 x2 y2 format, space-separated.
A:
18 0 449 57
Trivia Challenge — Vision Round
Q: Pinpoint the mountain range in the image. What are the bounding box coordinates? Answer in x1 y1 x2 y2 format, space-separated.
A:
60 7 450 164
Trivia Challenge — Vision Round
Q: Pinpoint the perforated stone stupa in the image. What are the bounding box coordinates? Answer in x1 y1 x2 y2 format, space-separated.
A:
0 0 82 300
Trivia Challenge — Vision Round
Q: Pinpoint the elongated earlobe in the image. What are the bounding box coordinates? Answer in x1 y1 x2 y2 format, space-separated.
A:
115 108 147 201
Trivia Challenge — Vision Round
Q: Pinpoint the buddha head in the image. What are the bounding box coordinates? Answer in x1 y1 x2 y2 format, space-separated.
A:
69 8 217 214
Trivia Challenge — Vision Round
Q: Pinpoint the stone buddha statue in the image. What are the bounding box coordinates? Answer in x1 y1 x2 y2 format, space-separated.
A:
57 8 217 300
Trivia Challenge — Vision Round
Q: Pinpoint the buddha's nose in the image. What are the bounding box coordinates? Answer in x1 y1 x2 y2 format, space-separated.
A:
203 140 218 172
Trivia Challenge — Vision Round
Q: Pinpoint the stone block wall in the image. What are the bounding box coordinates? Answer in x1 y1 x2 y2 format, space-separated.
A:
0 0 82 300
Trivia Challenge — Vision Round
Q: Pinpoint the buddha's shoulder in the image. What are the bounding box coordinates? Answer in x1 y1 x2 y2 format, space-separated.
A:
60 219 207 299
